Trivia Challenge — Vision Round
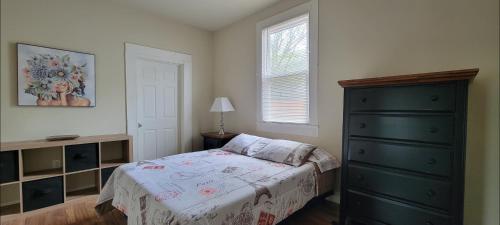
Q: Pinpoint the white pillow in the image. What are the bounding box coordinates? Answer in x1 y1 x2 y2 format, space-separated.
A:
243 137 272 156
221 133 262 154
307 148 341 173
249 139 317 167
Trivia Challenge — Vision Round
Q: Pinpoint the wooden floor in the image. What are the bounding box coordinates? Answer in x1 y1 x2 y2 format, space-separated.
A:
1 196 338 225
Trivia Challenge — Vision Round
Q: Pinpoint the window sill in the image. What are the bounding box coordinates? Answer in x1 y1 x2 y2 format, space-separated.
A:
256 122 318 137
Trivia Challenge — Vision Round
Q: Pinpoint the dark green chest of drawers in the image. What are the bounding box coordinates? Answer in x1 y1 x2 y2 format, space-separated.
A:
338 69 478 225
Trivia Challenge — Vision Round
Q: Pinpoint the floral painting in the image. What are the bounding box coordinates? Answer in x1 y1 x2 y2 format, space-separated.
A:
17 43 95 107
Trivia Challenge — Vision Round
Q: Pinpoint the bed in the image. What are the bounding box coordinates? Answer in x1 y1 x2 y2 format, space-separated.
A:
96 135 339 225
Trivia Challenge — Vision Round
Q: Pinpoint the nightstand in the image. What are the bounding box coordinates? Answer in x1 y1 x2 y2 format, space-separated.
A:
201 132 238 150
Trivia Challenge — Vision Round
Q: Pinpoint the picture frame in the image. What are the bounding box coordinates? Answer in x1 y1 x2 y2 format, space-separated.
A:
17 43 96 107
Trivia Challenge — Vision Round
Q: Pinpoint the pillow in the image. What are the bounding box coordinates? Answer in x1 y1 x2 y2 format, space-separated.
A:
243 137 272 156
221 133 262 154
249 139 317 167
307 148 341 173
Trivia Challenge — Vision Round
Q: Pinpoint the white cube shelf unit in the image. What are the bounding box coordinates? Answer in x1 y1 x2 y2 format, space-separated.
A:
0 134 132 218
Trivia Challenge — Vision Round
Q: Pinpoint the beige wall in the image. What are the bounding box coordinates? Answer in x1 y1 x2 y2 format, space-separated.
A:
1 0 214 149
214 0 499 224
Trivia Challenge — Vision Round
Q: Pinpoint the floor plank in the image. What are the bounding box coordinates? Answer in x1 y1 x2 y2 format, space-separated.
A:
1 196 338 225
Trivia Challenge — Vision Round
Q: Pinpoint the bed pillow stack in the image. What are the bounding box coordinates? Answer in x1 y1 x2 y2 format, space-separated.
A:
221 133 317 167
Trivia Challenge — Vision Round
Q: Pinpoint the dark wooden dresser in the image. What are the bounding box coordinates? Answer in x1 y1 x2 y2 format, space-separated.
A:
338 69 478 225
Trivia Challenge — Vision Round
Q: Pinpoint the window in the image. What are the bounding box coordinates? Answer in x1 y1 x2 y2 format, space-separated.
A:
256 0 318 136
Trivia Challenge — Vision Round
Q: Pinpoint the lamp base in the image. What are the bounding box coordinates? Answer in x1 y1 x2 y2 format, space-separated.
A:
218 127 225 135
218 111 225 135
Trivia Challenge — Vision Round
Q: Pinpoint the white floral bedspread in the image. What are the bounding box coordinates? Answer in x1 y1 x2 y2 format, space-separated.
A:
97 149 318 225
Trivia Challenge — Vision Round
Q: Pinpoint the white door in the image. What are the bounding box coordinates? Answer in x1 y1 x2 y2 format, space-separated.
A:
126 43 193 161
136 59 178 160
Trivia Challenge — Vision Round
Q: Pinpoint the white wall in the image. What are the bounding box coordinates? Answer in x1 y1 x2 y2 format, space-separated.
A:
214 0 499 224
1 0 215 149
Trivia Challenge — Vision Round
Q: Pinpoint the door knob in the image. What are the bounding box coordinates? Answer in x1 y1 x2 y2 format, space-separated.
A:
138 123 143 128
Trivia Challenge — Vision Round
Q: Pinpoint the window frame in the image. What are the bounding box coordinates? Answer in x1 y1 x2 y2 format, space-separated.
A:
256 0 318 137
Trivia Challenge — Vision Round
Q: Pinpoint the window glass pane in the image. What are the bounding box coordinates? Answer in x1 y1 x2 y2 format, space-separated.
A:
262 14 309 124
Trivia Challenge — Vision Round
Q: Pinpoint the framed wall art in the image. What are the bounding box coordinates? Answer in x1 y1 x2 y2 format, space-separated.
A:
17 43 96 107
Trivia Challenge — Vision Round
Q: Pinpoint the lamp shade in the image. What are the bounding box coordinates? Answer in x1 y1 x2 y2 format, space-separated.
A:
210 97 235 112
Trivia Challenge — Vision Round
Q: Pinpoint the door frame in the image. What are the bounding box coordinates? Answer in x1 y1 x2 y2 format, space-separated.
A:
125 43 192 161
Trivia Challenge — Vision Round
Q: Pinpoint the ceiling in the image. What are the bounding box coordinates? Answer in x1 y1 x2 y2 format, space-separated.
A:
109 0 282 31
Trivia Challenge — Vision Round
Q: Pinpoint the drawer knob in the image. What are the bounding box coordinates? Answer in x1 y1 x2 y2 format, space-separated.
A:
426 189 436 198
426 221 434 225
360 97 368 103
430 95 440 102
359 123 367 128
357 174 364 181
427 158 437 165
429 127 439 133
358 149 365 155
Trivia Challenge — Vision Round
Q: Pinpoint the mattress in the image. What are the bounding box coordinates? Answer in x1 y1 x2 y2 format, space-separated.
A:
96 149 335 225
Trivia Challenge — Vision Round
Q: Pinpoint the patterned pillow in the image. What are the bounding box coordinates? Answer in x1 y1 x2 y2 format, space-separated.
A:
243 137 272 156
249 139 317 167
307 148 341 173
221 133 262 154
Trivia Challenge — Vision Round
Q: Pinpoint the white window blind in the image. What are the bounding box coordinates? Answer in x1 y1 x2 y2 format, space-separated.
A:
261 14 309 124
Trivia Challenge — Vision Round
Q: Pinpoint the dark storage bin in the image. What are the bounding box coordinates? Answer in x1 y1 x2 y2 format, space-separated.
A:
0 151 19 184
65 143 99 172
101 166 117 188
22 176 63 212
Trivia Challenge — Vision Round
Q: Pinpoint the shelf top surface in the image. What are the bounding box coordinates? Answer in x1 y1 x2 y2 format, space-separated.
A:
338 68 479 88
1 134 131 151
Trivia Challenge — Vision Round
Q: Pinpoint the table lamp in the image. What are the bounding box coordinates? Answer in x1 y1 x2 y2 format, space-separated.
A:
210 97 235 135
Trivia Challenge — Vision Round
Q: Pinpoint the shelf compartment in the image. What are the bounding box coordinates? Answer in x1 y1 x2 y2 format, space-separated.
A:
101 166 119 188
0 150 19 184
101 141 130 165
22 176 64 212
65 170 99 201
22 147 63 181
65 143 99 173
0 183 21 216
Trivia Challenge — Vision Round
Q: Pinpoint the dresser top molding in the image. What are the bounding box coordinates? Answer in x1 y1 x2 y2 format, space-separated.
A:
338 68 479 88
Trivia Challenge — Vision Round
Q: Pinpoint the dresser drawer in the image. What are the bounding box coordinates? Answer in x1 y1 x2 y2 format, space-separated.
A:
348 165 451 210
347 191 450 225
65 143 99 172
349 115 454 144
348 140 451 176
349 84 455 112
22 176 64 212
